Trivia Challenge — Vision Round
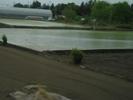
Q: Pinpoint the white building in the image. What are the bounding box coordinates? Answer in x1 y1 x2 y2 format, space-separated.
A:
0 7 52 20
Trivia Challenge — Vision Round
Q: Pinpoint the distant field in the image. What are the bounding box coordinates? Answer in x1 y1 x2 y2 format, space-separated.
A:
0 18 85 28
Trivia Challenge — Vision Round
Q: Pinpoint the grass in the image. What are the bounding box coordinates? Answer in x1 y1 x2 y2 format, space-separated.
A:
0 23 11 28
2 34 8 46
71 49 83 64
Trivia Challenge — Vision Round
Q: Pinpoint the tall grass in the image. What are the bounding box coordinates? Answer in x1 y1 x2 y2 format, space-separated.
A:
2 34 8 46
71 48 83 64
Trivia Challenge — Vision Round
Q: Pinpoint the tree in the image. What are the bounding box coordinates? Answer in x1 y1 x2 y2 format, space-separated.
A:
50 3 56 18
23 4 29 8
50 3 54 10
42 4 50 9
14 3 24 8
30 0 41 8
79 2 86 16
111 2 132 24
131 3 133 11
77 0 95 16
131 3 133 22
88 0 96 14
91 1 112 24
62 6 76 21
55 3 67 15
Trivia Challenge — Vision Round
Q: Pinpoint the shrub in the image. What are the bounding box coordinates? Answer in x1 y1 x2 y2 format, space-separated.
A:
116 24 132 29
2 34 7 46
71 48 83 64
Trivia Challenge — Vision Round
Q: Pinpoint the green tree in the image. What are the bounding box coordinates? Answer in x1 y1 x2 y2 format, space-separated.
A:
85 0 94 16
14 3 24 8
91 1 111 24
50 3 56 18
111 2 132 24
131 3 133 11
62 6 76 21
55 4 66 15
30 0 41 8
79 2 86 16
42 4 50 9
78 1 94 16
131 4 133 22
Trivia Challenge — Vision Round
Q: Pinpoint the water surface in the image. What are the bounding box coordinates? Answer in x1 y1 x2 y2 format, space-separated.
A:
0 28 133 51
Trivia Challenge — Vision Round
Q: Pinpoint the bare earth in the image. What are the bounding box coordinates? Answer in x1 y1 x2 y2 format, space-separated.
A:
42 50 133 82
0 46 133 100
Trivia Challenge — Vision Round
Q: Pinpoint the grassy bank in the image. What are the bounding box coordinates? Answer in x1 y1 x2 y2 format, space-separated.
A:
0 23 12 28
12 25 92 30
0 22 133 31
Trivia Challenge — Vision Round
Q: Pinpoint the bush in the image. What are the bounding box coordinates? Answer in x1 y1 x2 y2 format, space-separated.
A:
71 49 83 64
2 35 7 46
116 24 132 29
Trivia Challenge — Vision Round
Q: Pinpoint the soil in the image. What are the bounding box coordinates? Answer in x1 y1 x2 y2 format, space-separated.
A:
42 50 133 82
0 46 133 100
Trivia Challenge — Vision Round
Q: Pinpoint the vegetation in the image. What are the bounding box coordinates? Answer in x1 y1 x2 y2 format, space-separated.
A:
111 2 132 24
2 35 7 46
14 1 41 8
62 6 76 22
14 3 24 8
30 1 41 8
13 0 133 28
91 1 111 25
0 23 11 28
71 49 83 64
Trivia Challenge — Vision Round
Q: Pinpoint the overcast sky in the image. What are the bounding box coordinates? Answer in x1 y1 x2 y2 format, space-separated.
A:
0 0 132 7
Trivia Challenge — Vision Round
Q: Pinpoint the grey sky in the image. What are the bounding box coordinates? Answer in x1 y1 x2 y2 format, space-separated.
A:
0 0 132 7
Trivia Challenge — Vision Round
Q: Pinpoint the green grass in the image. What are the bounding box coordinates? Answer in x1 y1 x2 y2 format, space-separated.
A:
0 23 11 28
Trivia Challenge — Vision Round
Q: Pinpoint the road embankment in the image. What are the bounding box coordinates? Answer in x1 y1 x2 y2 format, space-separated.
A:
1 42 133 82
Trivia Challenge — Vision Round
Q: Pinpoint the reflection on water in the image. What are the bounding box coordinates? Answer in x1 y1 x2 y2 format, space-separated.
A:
0 28 133 51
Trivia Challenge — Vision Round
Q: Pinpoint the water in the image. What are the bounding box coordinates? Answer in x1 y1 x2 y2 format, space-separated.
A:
0 28 133 51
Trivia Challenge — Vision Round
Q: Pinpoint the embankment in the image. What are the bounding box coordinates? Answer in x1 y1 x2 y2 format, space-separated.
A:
0 42 133 82
0 23 133 31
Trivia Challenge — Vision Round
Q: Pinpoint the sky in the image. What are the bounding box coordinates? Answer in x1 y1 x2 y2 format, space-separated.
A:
0 0 132 7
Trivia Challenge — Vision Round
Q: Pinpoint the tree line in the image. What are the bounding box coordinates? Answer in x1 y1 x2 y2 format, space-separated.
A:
14 0 133 25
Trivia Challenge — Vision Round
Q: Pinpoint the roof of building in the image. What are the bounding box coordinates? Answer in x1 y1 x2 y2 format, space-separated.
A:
0 7 52 17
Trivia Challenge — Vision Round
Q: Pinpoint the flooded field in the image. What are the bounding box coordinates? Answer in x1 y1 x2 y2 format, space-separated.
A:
0 28 133 51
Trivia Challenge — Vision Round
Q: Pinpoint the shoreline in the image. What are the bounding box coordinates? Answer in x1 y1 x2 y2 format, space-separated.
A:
0 23 133 31
1 42 133 82
4 26 133 31
2 41 133 53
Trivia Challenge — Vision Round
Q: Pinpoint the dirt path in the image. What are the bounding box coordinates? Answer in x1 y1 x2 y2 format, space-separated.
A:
0 46 133 100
